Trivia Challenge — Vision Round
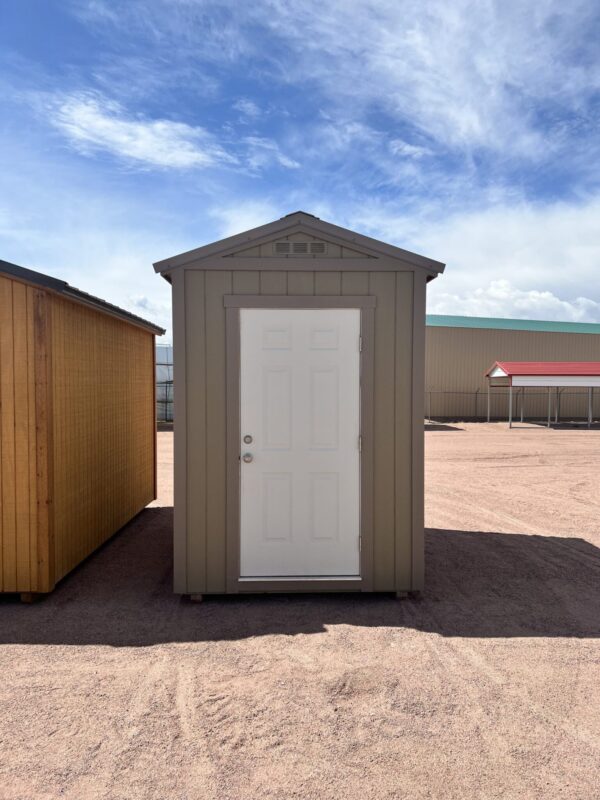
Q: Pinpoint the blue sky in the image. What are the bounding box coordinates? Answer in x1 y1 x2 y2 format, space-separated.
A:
1 0 600 339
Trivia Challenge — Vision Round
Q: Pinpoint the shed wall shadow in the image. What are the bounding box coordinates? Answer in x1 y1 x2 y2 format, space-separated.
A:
0 509 598 645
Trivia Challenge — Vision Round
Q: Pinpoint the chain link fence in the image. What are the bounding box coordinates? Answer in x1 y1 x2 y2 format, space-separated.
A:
156 344 173 422
426 388 599 423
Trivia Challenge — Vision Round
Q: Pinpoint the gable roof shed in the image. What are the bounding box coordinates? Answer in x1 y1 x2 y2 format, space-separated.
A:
154 211 445 598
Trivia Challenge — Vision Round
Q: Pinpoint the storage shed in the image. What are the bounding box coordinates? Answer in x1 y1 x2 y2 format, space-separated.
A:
0 260 164 600
154 211 445 597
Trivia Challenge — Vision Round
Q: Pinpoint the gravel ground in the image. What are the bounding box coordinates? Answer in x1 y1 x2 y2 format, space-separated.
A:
1 424 600 800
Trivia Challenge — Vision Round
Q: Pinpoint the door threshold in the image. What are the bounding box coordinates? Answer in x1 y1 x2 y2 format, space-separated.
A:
239 575 361 582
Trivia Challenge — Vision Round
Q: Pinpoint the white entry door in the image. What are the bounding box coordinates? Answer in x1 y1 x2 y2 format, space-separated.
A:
239 308 361 577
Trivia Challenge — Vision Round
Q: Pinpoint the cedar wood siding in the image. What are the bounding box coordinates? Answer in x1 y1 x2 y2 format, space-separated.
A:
0 272 156 594
0 276 52 592
51 295 156 584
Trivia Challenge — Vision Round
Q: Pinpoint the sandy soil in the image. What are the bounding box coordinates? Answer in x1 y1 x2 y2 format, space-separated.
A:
1 424 600 800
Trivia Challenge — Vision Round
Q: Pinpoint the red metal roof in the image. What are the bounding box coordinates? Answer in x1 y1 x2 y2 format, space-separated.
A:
487 361 600 377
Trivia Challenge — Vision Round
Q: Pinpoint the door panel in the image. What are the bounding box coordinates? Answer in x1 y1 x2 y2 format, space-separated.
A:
240 308 360 577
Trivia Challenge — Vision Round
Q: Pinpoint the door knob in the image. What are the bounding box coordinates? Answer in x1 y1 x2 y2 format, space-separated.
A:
242 453 253 463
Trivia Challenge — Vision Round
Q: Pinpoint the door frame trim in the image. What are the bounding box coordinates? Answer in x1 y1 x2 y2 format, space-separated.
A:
225 296 375 592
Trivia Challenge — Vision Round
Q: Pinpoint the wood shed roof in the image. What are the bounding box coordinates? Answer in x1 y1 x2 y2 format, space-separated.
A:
153 210 445 280
0 259 165 335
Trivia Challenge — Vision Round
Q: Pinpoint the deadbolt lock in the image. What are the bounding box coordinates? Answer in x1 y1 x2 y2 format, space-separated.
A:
243 434 253 444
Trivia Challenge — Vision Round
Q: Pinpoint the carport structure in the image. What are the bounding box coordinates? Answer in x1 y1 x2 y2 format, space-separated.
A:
485 361 600 428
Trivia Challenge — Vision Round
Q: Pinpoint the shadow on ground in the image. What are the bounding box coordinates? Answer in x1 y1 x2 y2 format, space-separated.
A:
1 507 599 645
424 423 464 432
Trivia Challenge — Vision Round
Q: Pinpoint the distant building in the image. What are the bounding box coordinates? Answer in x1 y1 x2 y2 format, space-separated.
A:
426 315 600 420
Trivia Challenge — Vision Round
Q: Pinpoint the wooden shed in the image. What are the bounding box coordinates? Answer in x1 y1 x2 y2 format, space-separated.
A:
154 212 445 597
0 260 164 600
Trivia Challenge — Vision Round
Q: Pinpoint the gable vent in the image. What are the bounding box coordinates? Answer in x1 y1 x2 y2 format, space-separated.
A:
273 241 328 256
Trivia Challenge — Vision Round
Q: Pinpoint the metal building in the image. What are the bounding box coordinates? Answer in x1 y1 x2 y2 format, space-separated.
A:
425 315 600 421
154 211 445 598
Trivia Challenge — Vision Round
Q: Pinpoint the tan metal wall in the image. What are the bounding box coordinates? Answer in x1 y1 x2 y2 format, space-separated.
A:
175 268 424 594
0 273 156 595
426 325 600 419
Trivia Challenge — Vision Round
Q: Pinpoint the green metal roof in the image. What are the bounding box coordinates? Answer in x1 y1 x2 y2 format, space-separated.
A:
426 314 600 336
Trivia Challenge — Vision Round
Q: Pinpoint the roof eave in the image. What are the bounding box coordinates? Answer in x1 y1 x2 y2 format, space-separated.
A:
0 259 165 336
153 212 445 275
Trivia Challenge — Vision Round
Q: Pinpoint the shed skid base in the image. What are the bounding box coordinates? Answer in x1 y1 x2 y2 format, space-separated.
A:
20 592 45 603
188 594 204 603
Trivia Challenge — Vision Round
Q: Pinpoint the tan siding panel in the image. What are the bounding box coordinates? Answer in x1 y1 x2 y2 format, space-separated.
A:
341 272 369 295
205 270 232 593
314 272 341 294
233 271 260 294
183 263 420 595
172 269 187 592
287 271 315 295
370 272 396 590
260 271 287 294
411 275 426 590
341 246 367 258
185 270 207 593
394 272 414 588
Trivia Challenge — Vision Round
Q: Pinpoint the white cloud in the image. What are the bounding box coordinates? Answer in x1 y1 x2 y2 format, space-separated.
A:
243 136 300 170
47 91 236 169
259 0 600 157
209 200 282 238
417 198 600 303
389 139 432 159
75 0 600 161
428 280 600 323
233 98 261 119
42 92 301 175
345 193 600 322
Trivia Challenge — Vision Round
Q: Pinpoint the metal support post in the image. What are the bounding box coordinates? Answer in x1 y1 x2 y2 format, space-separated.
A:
509 384 513 428
520 388 524 423
487 380 491 423
588 387 593 429
547 387 551 428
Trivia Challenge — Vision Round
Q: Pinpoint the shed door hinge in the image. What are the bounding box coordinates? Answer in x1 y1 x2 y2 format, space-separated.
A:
358 435 362 452
359 336 363 352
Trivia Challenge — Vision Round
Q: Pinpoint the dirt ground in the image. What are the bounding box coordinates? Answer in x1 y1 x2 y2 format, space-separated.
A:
1 424 600 800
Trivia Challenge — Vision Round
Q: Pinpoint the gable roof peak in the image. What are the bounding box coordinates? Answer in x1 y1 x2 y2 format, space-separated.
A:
153 211 445 278
281 210 320 220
